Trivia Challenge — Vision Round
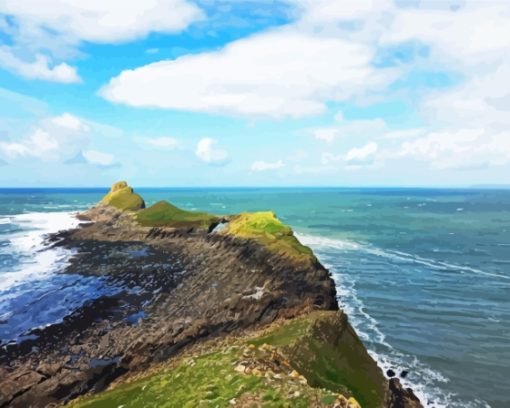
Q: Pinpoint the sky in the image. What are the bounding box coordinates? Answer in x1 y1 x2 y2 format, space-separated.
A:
0 0 509 187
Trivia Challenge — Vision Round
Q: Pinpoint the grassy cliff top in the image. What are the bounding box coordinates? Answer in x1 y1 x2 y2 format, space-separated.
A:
136 200 219 229
100 181 145 211
69 311 384 408
222 212 316 262
99 182 314 261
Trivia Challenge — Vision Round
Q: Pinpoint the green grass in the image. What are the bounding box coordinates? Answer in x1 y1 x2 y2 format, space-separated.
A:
256 312 386 408
69 312 384 408
100 181 145 212
70 348 262 408
68 319 343 408
136 200 219 229
223 212 316 262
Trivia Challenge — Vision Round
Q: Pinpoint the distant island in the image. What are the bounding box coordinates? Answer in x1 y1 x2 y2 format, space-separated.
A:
0 182 422 408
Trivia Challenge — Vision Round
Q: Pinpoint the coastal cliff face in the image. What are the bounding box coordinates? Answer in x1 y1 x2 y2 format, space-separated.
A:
0 182 421 408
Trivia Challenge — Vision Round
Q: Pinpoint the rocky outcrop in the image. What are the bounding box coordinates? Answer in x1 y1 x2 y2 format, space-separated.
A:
100 181 145 211
0 182 422 408
0 210 336 406
388 378 422 408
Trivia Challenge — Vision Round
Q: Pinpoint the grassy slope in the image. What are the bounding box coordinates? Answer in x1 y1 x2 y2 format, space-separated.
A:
136 200 219 229
223 212 316 262
100 181 145 212
69 312 377 408
100 183 313 262
253 312 387 408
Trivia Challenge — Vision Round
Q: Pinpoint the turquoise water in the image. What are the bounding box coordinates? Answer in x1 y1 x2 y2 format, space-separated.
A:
0 188 509 407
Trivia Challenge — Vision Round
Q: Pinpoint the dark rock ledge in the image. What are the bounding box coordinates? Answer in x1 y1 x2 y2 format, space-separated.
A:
0 183 422 408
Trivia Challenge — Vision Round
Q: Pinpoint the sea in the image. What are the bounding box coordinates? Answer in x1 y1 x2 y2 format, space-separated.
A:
0 187 509 408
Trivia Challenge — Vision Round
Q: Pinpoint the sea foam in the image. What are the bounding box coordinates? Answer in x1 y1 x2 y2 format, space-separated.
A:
0 212 80 291
296 232 488 408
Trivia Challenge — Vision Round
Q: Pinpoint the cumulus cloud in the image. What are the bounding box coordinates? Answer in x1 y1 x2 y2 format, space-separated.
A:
312 119 387 143
0 49 80 83
381 2 510 66
0 113 88 161
345 142 378 164
301 0 510 173
51 112 88 130
195 138 230 165
0 113 116 167
320 141 379 168
101 27 393 118
83 150 116 167
141 136 179 150
251 160 285 172
313 128 341 143
0 0 203 44
0 0 203 81
395 130 510 169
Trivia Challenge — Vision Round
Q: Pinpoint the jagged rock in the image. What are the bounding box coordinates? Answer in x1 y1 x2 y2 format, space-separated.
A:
0 182 423 408
388 378 423 408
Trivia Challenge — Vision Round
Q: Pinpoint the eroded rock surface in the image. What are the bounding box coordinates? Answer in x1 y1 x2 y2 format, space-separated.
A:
0 205 337 407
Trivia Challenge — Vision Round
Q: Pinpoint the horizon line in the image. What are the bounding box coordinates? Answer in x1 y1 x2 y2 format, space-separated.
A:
0 185 509 190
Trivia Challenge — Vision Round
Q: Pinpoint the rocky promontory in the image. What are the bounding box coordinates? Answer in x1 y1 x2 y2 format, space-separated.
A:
0 182 422 408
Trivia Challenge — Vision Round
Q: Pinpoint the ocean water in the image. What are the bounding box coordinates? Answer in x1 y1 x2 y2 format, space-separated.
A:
0 187 509 407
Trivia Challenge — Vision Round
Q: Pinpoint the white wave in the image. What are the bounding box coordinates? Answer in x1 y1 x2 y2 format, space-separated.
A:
0 212 80 291
295 233 362 251
297 233 509 281
0 217 12 225
328 262 458 407
298 232 492 408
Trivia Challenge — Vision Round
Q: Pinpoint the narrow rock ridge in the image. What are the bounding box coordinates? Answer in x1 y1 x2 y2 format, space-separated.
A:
0 182 422 408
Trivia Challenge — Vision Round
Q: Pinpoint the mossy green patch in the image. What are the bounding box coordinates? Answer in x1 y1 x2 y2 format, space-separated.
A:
69 312 387 408
254 312 387 408
136 200 219 229
101 181 145 212
68 341 337 408
223 212 316 262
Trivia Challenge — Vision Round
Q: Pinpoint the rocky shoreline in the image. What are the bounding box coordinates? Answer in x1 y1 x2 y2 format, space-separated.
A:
0 183 422 408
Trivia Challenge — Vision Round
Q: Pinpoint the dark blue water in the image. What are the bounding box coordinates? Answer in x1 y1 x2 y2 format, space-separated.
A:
0 188 509 407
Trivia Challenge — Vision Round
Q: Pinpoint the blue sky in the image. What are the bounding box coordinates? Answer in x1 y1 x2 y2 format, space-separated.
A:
0 0 509 187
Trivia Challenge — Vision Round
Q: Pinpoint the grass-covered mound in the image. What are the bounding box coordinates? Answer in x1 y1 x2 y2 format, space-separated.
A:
223 211 316 262
100 182 314 260
253 312 387 408
101 181 145 211
136 200 219 229
68 312 379 408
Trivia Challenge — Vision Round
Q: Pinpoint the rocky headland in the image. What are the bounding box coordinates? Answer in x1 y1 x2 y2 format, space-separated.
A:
0 182 422 408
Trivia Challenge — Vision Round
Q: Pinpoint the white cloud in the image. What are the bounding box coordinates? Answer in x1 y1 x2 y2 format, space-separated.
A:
312 119 387 143
0 0 203 44
51 113 88 130
83 150 116 167
142 136 179 149
0 49 80 83
101 27 393 118
320 152 342 165
395 129 510 169
195 138 230 165
313 128 340 143
0 0 202 82
0 141 28 160
382 2 510 66
289 0 394 24
345 142 378 164
251 160 285 172
320 141 379 167
383 128 425 140
0 113 88 161
0 112 118 166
